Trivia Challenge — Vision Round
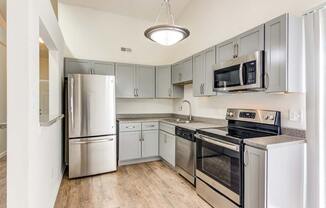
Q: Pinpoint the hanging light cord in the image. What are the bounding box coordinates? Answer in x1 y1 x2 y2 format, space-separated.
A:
154 0 175 25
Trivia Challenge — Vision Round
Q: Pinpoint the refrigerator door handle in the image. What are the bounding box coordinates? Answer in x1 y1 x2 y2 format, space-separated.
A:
71 138 114 144
69 78 74 128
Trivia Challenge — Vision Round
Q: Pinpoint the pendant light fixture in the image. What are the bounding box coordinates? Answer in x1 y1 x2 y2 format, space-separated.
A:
144 0 190 46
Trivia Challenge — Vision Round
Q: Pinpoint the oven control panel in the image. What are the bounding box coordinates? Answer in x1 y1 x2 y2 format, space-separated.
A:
239 112 256 119
226 109 281 125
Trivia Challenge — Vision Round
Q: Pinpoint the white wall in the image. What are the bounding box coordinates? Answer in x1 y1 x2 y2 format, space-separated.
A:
117 99 174 115
174 85 306 129
7 0 65 208
59 3 172 65
168 0 325 63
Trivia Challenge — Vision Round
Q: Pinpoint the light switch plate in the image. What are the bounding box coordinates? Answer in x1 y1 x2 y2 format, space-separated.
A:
289 110 302 122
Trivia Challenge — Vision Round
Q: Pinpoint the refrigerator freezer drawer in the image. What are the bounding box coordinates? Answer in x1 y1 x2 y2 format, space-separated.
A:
69 135 117 178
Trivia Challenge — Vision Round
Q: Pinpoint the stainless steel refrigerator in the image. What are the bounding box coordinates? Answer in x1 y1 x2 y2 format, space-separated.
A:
67 74 117 178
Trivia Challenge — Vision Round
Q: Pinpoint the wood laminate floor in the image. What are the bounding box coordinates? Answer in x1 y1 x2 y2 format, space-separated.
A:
55 161 211 208
0 157 6 208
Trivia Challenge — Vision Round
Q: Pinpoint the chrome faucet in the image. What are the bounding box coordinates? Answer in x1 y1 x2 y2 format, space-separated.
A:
182 100 192 121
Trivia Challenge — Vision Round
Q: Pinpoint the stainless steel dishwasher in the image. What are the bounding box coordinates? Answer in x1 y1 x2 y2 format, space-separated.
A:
175 126 196 185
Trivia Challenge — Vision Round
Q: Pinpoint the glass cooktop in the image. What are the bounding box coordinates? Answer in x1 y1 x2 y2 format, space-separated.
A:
197 126 277 144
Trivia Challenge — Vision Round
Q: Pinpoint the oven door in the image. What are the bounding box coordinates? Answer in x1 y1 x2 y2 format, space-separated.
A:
196 134 242 205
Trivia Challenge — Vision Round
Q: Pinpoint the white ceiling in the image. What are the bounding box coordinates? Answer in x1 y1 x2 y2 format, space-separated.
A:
60 0 192 22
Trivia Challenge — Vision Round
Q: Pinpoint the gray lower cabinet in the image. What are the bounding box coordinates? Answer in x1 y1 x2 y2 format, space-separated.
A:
135 65 155 98
119 122 159 164
159 122 176 167
172 56 193 84
265 14 304 93
119 131 142 161
156 65 183 98
244 146 266 208
142 130 159 158
244 142 305 208
159 130 175 167
116 63 155 98
65 58 115 77
193 47 216 96
115 63 136 98
216 25 264 67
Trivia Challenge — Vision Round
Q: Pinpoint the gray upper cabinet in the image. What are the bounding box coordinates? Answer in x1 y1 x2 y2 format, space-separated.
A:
135 65 155 98
237 24 265 56
116 63 156 98
193 53 205 97
92 61 115 75
172 57 193 84
115 63 136 98
216 39 237 67
204 47 216 96
172 62 182 84
193 47 216 97
64 58 92 77
265 14 304 93
216 25 265 67
65 58 115 77
156 65 183 98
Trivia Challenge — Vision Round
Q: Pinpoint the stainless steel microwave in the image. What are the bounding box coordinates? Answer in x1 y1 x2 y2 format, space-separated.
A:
213 51 264 92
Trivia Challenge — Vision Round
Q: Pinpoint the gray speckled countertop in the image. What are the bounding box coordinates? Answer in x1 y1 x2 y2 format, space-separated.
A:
244 135 306 150
117 117 165 123
164 121 225 131
117 117 226 131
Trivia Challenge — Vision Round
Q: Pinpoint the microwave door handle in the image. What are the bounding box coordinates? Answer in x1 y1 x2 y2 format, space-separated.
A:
239 63 244 86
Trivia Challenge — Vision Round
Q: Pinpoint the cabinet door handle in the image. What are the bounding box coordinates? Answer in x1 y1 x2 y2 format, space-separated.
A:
244 149 249 166
233 44 236 58
137 88 139 97
265 73 270 89
168 88 172 97
236 43 239 58
134 88 136 97
202 83 205 94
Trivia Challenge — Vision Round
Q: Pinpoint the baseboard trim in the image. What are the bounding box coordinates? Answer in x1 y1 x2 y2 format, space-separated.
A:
0 151 6 159
119 156 160 166
49 164 66 208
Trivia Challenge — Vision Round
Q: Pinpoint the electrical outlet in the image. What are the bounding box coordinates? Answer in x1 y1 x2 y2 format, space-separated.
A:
178 106 182 111
289 110 302 122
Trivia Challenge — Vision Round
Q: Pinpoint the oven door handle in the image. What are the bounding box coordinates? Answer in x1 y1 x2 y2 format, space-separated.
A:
195 134 240 152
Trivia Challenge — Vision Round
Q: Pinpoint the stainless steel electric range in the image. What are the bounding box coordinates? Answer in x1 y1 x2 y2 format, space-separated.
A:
195 109 281 208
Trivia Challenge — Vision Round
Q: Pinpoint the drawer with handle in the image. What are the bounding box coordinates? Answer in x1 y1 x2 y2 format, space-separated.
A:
160 122 175 135
119 123 141 132
142 122 159 131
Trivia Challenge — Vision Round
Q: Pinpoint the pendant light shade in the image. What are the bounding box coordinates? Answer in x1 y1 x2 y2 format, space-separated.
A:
144 0 190 46
145 25 190 46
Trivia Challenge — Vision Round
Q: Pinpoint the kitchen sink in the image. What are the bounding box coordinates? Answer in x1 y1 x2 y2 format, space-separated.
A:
163 118 191 124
